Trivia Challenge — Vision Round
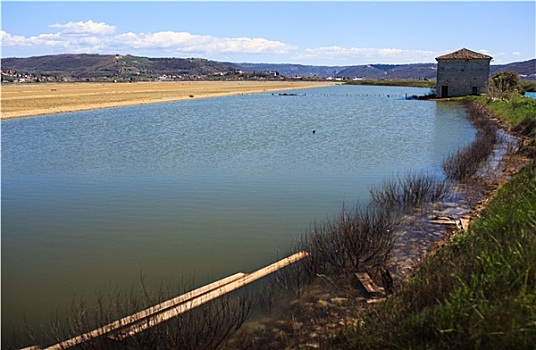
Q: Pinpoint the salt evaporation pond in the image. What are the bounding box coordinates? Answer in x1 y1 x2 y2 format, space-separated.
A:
1 84 475 340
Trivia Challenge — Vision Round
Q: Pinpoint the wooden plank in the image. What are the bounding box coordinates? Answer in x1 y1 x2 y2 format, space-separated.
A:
460 217 471 231
45 272 247 350
355 272 383 296
429 216 458 226
366 298 386 304
45 251 309 349
114 251 310 338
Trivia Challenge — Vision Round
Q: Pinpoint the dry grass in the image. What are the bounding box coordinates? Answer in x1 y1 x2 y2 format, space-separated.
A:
1 81 334 119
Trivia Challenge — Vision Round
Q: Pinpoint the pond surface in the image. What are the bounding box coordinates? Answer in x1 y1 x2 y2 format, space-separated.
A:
525 91 536 99
1 85 475 342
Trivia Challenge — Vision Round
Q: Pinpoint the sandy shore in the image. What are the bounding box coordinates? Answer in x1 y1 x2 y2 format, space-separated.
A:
1 81 336 119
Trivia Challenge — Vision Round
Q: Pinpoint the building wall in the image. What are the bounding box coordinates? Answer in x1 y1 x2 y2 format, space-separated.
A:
436 59 490 98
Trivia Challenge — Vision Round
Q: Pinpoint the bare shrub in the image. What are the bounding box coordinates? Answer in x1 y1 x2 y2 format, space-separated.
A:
442 102 499 181
267 256 316 298
24 283 253 350
140 292 253 350
370 172 452 215
295 205 398 278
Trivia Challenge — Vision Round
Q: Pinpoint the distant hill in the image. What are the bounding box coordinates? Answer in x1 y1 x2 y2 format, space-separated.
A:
337 63 438 80
238 60 535 81
1 54 241 81
490 59 536 81
1 54 534 82
235 63 344 78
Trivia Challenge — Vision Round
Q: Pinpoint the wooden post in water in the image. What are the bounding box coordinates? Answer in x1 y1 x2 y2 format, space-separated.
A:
44 251 309 350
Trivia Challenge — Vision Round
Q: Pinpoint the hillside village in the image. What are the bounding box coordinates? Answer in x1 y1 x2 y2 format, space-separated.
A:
0 69 282 84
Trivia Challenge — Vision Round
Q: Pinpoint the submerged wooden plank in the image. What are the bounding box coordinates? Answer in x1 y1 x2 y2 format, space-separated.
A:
46 272 247 350
115 251 310 337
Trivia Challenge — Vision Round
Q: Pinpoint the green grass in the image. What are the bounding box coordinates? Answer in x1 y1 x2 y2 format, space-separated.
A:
476 93 536 132
482 93 536 157
349 165 536 349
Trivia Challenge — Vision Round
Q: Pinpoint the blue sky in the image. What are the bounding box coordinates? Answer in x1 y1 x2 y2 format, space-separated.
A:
1 1 534 65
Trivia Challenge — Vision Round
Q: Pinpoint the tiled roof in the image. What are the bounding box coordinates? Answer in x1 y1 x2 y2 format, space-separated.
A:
435 48 493 61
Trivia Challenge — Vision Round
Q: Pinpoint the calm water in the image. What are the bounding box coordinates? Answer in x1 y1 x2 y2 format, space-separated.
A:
525 91 536 99
1 85 475 341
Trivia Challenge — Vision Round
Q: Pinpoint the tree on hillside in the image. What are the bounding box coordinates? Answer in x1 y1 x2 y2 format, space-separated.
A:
487 71 523 98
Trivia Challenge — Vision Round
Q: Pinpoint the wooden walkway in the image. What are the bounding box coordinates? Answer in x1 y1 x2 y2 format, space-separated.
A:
39 251 309 350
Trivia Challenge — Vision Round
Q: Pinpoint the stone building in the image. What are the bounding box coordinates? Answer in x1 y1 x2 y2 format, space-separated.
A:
435 48 493 98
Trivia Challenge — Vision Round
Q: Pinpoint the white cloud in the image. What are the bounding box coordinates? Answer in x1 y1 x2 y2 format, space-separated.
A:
293 46 438 65
11 21 514 65
1 30 68 49
2 22 294 58
216 37 293 54
49 20 116 35
112 31 294 55
1 30 27 47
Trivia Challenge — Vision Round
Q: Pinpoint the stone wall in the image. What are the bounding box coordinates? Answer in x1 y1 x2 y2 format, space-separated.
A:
436 59 490 98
